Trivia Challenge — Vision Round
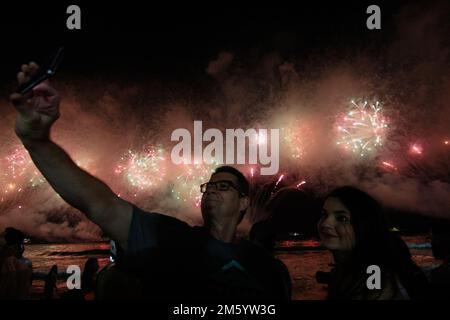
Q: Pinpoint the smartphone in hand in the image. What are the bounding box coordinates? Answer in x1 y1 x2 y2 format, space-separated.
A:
17 47 64 95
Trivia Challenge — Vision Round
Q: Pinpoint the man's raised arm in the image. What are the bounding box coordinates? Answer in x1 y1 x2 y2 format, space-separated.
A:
9 62 132 249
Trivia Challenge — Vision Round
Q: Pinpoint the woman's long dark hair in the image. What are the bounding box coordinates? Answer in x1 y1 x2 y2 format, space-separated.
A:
326 186 428 299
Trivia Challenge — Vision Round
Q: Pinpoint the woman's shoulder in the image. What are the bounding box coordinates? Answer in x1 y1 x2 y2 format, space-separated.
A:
364 267 409 300
331 265 408 300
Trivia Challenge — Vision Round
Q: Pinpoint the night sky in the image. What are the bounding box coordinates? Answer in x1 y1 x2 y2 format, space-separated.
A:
0 1 419 81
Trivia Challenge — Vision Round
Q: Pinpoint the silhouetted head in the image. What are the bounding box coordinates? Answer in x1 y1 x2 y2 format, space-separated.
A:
50 264 58 274
431 219 450 260
3 227 25 258
82 258 99 293
267 187 319 238
200 166 250 226
249 220 276 251
84 258 99 276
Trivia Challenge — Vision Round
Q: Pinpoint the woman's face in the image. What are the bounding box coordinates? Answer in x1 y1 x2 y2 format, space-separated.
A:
318 197 356 252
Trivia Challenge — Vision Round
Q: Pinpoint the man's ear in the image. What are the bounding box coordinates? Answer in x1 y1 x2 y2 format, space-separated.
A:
239 196 250 212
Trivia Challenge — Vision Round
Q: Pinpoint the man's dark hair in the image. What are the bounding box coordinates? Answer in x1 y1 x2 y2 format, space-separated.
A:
212 166 249 222
213 166 249 197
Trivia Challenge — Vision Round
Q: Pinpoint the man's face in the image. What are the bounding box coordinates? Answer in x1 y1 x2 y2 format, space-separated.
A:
200 172 249 224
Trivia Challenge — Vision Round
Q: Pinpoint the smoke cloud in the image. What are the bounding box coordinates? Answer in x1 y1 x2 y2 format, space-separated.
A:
1 2 449 241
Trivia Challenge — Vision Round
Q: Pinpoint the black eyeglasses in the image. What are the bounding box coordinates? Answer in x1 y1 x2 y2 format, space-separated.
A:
200 180 244 196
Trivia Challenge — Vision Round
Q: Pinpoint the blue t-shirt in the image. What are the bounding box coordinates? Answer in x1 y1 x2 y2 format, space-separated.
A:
114 205 290 300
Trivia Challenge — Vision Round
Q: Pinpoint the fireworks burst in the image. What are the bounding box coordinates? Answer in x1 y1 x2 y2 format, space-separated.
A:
247 165 259 188
4 148 28 179
281 120 314 160
270 174 285 196
410 143 423 155
256 132 267 145
171 162 218 207
296 180 306 188
28 169 46 187
114 146 167 194
336 99 388 157
1 147 46 197
275 174 285 187
381 161 398 171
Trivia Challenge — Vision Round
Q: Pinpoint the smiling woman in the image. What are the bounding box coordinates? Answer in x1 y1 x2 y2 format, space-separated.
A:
319 197 355 253
317 186 429 300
